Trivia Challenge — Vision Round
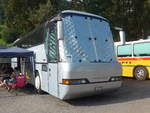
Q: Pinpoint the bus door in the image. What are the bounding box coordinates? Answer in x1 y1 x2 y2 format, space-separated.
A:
41 63 49 92
44 22 58 97
48 63 58 97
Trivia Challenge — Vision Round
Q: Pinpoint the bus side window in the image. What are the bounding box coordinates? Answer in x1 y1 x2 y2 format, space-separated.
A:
45 23 57 62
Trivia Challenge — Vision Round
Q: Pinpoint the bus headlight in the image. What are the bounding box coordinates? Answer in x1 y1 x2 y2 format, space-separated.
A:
109 76 122 82
62 79 89 85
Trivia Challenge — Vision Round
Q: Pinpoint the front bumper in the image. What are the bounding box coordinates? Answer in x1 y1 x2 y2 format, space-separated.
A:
58 81 122 100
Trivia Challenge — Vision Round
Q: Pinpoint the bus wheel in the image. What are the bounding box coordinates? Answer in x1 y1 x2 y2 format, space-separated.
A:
134 67 148 80
35 72 42 93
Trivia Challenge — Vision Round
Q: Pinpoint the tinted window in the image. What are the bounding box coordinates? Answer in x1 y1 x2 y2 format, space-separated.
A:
118 44 132 57
17 25 45 48
44 23 57 62
62 15 116 62
134 42 150 56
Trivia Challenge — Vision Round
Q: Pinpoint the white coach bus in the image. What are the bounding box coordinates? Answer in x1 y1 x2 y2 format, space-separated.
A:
15 10 122 100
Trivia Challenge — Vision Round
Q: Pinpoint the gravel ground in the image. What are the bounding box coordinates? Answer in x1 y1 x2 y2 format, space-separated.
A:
1 78 150 113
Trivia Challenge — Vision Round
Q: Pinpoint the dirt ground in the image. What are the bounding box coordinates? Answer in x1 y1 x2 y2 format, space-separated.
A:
1 78 150 113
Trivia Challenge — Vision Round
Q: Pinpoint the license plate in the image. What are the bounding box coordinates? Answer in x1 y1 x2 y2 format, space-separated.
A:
95 87 102 92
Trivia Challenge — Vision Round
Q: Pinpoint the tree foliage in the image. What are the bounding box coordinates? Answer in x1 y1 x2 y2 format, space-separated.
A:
0 0 149 44
0 0 5 24
29 0 55 26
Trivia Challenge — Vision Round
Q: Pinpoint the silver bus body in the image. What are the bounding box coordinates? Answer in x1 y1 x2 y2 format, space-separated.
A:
16 10 122 100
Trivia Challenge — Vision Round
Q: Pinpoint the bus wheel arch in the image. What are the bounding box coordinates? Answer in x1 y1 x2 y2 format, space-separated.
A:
35 70 42 93
133 66 148 80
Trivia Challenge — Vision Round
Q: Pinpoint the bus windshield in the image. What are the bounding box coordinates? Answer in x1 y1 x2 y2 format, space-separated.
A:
61 15 116 63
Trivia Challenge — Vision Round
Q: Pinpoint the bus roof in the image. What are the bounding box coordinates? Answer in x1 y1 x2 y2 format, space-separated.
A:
115 38 150 46
60 10 108 22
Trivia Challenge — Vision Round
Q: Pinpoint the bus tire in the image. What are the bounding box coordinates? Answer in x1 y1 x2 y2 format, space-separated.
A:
35 71 42 93
134 66 148 80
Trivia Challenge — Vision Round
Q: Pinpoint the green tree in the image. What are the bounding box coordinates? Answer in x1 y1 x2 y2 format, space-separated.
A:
116 0 150 40
69 0 85 11
2 0 48 43
29 0 55 26
1 0 150 44
0 0 5 24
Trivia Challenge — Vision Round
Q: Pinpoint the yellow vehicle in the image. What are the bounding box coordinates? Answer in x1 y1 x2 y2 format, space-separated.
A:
115 39 150 80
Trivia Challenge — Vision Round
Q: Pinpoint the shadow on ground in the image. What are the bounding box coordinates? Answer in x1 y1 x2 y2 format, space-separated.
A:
0 84 47 98
66 78 150 106
16 84 37 94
